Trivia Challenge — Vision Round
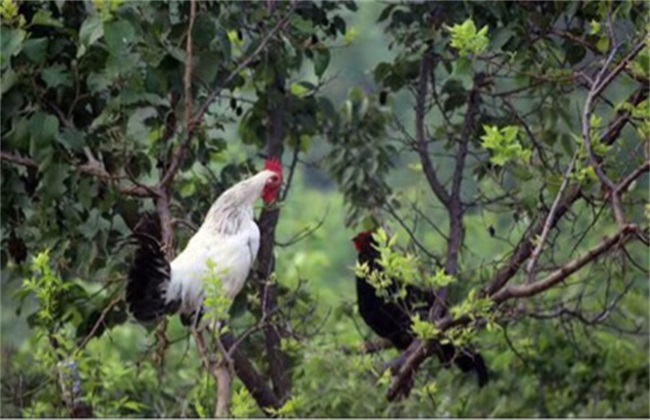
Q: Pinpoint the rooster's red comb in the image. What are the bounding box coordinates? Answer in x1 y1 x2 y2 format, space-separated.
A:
265 158 283 177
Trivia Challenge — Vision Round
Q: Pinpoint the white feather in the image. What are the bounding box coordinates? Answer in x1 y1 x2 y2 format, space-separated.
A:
164 169 275 318
167 220 260 314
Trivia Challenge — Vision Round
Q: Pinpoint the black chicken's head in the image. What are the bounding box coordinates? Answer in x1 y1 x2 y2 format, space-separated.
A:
352 230 376 252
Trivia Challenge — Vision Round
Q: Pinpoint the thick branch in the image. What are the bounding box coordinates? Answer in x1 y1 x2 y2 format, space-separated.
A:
257 74 292 403
446 75 480 276
393 60 482 403
214 363 232 418
432 73 481 318
213 333 236 418
220 333 280 415
155 193 175 259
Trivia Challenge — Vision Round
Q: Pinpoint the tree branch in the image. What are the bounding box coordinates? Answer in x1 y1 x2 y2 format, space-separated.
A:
581 42 626 226
484 86 645 297
184 0 195 132
415 52 451 207
493 225 639 302
615 160 649 193
592 40 645 99
193 7 294 124
219 333 280 415
390 61 483 402
256 72 292 403
158 0 197 190
0 151 154 197
387 225 642 401
214 361 232 418
526 153 578 283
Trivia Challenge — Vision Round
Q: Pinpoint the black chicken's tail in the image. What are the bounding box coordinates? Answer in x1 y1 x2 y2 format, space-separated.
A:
125 216 179 324
439 344 489 387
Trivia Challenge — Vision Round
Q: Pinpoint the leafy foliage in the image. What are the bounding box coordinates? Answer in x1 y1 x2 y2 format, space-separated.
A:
1 0 648 418
480 125 532 166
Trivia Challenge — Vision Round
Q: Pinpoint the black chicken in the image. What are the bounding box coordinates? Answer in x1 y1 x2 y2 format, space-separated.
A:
352 230 489 387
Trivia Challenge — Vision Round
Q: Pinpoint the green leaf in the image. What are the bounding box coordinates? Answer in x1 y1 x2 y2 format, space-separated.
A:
56 128 85 152
31 9 63 28
596 36 610 54
491 27 514 50
314 48 330 78
411 313 439 341
126 107 157 142
377 4 397 23
194 52 221 85
22 37 48 64
77 14 104 58
446 18 489 57
444 92 466 113
29 112 59 160
78 209 111 240
344 27 358 45
566 44 586 65
103 19 135 56
87 71 110 92
41 64 72 89
1 66 17 94
427 269 456 288
453 56 473 88
38 162 70 201
290 82 310 98
0 27 26 69
180 181 196 198
589 19 601 35
480 125 531 166
317 96 336 121
191 14 216 50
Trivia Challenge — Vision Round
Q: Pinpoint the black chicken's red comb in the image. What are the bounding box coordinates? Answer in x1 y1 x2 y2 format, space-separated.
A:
352 230 375 245
265 158 283 177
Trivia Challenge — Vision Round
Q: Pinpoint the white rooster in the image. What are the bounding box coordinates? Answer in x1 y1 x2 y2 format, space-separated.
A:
126 158 283 328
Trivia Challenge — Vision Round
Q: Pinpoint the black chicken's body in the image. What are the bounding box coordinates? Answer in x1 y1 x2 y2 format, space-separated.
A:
353 231 488 387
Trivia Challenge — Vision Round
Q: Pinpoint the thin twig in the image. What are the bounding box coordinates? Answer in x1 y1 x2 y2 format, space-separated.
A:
193 6 294 123
526 153 578 283
615 161 649 194
75 296 122 354
279 139 301 202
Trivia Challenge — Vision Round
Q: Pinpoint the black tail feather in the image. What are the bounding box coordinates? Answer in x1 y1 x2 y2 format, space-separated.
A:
125 216 178 324
180 308 204 328
439 343 489 387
